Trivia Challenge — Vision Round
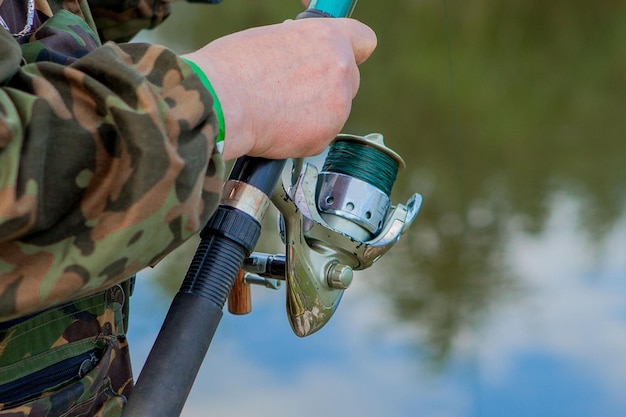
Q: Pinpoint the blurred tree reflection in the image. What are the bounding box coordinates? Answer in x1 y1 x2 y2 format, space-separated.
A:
139 0 626 366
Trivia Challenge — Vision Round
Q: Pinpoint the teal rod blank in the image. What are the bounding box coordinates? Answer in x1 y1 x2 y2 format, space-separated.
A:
307 0 356 17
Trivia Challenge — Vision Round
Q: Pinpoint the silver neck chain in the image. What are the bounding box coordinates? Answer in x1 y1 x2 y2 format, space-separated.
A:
0 0 37 39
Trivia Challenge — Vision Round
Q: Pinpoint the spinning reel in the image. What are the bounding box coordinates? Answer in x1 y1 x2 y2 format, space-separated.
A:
227 133 422 336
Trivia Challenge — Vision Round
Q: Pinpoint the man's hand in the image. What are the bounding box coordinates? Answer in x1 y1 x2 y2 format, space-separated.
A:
183 18 376 160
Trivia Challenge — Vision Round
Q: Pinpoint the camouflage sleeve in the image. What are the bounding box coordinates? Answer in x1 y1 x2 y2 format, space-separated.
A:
87 0 175 43
0 30 225 320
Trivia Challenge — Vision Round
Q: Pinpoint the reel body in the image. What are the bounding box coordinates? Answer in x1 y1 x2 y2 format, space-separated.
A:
234 133 421 337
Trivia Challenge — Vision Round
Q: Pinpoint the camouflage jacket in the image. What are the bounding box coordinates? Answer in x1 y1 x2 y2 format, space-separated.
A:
0 0 225 321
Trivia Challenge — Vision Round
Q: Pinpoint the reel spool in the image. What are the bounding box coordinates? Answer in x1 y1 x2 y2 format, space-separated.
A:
316 133 405 241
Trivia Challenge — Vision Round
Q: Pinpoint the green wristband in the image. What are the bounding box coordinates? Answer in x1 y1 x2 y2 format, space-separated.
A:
182 58 225 151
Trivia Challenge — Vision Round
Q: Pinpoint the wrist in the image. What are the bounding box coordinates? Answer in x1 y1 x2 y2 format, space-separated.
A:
181 57 226 153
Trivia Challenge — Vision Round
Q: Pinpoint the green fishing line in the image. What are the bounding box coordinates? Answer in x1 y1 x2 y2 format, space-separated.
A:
322 140 399 195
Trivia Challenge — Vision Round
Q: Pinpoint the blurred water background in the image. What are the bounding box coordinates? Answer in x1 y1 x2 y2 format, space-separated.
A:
130 1 626 416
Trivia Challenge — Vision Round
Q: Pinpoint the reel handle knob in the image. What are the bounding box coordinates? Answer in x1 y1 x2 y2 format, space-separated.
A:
228 269 252 315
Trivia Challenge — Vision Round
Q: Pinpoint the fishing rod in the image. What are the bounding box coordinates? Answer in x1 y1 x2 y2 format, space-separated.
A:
122 1 421 416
